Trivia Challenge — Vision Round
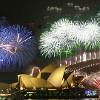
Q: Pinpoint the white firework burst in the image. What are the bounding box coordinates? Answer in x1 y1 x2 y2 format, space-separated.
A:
73 20 100 49
39 31 60 57
39 18 76 58
39 18 100 58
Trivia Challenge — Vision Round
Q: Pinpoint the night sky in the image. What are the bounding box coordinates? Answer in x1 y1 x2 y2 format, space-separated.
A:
0 0 100 67
0 0 100 82
0 0 99 66
0 0 100 24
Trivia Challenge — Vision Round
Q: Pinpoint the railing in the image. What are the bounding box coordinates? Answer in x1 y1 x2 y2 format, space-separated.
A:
65 58 100 74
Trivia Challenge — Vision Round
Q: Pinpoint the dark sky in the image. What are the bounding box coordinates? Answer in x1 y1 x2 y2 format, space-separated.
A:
0 0 99 69
0 0 100 24
0 0 100 69
0 0 99 82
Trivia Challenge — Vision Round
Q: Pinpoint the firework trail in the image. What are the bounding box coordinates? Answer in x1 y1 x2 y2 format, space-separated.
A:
93 78 100 89
80 72 100 90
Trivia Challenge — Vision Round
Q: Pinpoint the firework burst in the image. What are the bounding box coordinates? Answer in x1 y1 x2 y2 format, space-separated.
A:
39 18 100 58
73 20 100 50
0 25 37 71
39 18 76 58
81 72 100 90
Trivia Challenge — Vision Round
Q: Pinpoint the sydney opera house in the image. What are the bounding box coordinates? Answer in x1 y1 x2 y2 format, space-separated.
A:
17 51 100 91
0 0 100 99
0 50 99 98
